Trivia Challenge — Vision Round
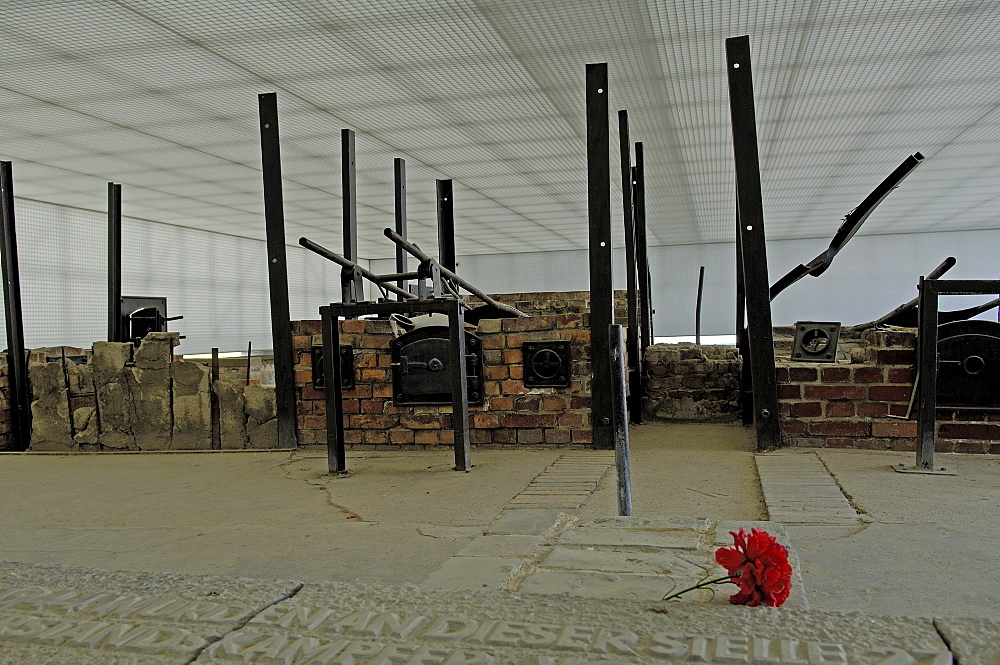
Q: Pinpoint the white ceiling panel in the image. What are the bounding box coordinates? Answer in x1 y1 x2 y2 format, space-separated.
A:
0 0 996 261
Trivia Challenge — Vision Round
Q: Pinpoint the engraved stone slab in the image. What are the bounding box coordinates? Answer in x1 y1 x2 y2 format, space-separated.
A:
538 547 711 578
201 578 951 665
557 527 703 550
486 510 565 536
0 561 300 664
935 617 1000 665
456 535 543 558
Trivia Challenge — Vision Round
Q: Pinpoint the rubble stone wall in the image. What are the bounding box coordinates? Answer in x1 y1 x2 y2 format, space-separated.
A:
642 344 741 422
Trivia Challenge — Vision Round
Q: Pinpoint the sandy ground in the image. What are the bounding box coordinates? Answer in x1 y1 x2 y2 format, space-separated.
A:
1 424 998 620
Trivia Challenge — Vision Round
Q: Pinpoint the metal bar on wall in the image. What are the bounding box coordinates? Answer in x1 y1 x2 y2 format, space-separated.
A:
394 158 408 300
0 161 30 450
725 36 780 451
108 182 122 343
321 306 346 473
257 92 299 449
586 62 614 450
436 179 455 273
696 266 705 344
633 144 652 348
210 347 221 450
447 298 471 471
342 128 363 303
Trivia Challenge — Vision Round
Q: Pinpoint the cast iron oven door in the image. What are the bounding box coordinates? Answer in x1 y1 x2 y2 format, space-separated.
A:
936 319 1000 409
391 326 483 406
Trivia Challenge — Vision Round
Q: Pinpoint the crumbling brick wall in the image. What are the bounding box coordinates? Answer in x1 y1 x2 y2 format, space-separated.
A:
643 343 741 422
291 313 592 447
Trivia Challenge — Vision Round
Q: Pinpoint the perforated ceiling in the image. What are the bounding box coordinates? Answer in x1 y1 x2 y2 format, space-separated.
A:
0 0 997 260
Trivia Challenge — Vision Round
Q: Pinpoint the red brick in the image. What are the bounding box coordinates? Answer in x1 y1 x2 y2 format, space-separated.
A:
297 401 313 415
362 429 389 445
558 413 585 428
294 369 312 385
825 402 856 418
349 415 398 429
514 396 541 411
344 430 363 444
853 367 885 383
789 367 817 382
541 396 568 411
517 429 545 444
292 335 312 351
489 397 514 410
292 320 322 335
954 441 989 454
501 349 521 364
775 367 790 382
414 431 440 445
790 402 822 417
779 402 791 416
505 414 558 428
301 415 326 430
390 430 415 444
874 349 914 365
857 402 889 418
501 380 528 395
471 414 502 428
570 397 590 409
989 443 1000 454
820 367 850 382
373 384 393 398
544 429 572 444
509 365 524 380
803 385 866 400
360 369 388 382
342 385 373 399
780 420 806 435
492 429 516 444
778 384 802 399
872 421 917 438
808 421 870 437
868 385 911 402
400 414 443 429
570 429 593 443
360 401 386 414
938 423 990 440
484 366 508 380
884 438 916 452
887 367 913 383
470 429 492 444
825 438 857 449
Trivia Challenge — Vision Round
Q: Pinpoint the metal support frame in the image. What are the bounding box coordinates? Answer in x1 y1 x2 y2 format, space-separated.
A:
900 278 1000 475
436 179 456 274
618 111 641 426
321 298 471 474
609 324 633 516
0 161 30 450
108 182 123 343
342 128 363 303
586 62 614 450
394 158 407 300
726 36 780 451
210 347 221 449
696 266 705 344
257 92 298 449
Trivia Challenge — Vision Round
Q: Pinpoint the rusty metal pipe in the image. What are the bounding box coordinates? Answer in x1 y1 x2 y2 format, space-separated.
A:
299 237 417 300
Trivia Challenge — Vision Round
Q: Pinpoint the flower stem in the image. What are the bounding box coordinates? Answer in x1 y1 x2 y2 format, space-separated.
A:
661 573 738 602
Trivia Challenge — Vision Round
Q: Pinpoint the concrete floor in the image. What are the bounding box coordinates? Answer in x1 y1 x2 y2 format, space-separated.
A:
0 422 997 620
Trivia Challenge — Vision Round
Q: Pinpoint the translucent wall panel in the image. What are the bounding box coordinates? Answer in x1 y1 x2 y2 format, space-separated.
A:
0 198 344 354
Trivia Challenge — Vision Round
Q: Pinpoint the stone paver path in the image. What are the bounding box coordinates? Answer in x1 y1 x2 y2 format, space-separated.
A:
755 451 865 526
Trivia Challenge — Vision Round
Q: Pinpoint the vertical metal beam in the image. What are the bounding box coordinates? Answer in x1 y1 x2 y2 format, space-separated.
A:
321 306 346 473
586 63 614 450
618 111 641 426
394 158 408 300
257 92 298 449
0 161 30 450
341 129 363 303
633 144 653 348
447 299 471 471
609 324 633 516
725 36 780 451
107 182 122 343
916 277 939 470
210 347 221 450
736 203 753 425
696 266 705 344
436 179 455 273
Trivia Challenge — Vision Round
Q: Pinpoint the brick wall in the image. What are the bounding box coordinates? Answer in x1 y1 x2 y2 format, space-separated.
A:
778 328 1000 453
291 313 592 447
488 291 630 326
643 343 741 421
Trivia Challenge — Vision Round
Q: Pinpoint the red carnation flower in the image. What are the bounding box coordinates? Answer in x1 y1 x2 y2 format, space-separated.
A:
714 528 792 607
661 527 792 607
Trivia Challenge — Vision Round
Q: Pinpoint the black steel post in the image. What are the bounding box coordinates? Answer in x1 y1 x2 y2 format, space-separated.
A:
609 324 633 516
586 63 615 450
736 203 753 425
321 306 346 473
342 129 363 303
436 179 456 273
257 92 299 449
245 341 252 386
726 36 780 451
447 299 471 471
696 266 705 344
633 144 652 350
108 183 122 343
916 276 938 471
210 347 221 450
0 161 30 450
394 158 408 300
619 112 641 427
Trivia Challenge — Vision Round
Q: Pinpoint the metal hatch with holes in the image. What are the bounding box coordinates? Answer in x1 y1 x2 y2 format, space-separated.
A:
390 326 483 406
